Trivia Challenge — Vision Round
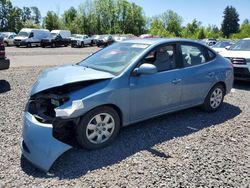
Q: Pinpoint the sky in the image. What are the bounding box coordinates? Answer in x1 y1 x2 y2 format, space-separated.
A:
11 0 250 27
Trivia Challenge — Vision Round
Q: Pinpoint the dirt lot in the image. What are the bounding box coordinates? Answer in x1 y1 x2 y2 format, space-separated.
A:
6 46 99 67
0 46 249 187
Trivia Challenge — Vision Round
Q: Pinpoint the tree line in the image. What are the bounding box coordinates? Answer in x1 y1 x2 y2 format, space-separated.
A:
1 0 250 39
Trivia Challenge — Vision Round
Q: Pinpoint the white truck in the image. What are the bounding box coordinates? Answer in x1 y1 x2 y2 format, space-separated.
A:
70 34 93 47
14 28 50 47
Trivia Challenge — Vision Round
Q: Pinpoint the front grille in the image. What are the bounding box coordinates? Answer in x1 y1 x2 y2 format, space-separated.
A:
71 40 77 44
234 67 250 77
14 39 21 42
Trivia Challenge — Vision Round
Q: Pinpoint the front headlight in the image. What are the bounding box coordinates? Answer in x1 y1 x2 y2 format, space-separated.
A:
55 100 84 117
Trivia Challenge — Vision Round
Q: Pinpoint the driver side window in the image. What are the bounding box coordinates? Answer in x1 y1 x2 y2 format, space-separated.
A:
142 45 176 72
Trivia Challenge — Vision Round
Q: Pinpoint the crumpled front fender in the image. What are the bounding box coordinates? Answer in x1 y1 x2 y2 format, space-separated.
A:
21 112 72 172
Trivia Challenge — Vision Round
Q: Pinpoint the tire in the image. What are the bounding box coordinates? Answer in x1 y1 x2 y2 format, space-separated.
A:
4 42 8 47
16 45 20 48
51 43 55 48
26 43 31 48
81 42 84 48
202 83 225 112
76 106 120 150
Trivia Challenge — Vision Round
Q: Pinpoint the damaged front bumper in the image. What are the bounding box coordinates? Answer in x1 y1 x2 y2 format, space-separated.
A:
21 112 72 172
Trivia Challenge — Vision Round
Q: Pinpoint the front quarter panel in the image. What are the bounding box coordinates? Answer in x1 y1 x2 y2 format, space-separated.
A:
57 77 130 125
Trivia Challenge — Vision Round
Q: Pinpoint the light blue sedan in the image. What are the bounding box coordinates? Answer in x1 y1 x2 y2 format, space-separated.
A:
21 38 234 172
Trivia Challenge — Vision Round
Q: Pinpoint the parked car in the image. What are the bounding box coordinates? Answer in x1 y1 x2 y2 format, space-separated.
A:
139 34 161 39
113 34 135 42
0 32 17 46
14 28 50 47
96 35 115 47
91 35 101 45
220 38 250 81
0 36 10 70
41 30 71 48
212 41 235 53
21 38 233 172
202 38 217 46
71 34 93 47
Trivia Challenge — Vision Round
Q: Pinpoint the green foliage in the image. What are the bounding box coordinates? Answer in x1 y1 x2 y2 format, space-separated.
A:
43 11 60 31
221 6 240 38
197 28 206 39
231 19 250 39
149 10 182 37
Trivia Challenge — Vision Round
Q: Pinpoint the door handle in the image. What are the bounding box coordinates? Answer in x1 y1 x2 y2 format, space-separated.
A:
171 78 182 84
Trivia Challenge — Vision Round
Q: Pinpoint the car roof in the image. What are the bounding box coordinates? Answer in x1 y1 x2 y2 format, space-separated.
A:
122 38 202 45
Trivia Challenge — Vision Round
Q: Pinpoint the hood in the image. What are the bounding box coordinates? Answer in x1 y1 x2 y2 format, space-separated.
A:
14 36 28 40
219 50 250 59
30 64 115 95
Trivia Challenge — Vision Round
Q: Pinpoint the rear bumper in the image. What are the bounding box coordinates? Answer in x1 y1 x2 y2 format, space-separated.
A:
21 112 72 172
0 58 10 70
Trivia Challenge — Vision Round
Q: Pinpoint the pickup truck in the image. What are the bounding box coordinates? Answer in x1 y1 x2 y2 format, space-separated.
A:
41 33 71 48
0 36 10 70
71 35 94 47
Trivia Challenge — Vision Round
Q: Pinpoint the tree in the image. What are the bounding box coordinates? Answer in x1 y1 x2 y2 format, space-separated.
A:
63 7 77 29
43 11 60 30
21 6 31 23
221 6 240 38
197 28 206 39
232 19 250 39
0 0 13 31
30 6 41 24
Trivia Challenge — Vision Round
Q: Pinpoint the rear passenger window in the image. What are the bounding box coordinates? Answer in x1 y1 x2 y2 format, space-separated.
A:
181 45 206 67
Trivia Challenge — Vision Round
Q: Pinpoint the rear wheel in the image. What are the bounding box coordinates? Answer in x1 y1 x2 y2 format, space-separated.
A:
76 106 120 150
4 42 8 47
202 84 225 112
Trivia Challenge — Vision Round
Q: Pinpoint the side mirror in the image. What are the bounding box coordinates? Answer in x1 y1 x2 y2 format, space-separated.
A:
225 46 230 50
134 63 157 76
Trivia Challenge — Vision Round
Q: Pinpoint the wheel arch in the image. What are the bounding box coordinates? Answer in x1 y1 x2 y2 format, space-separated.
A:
213 81 226 94
82 103 123 127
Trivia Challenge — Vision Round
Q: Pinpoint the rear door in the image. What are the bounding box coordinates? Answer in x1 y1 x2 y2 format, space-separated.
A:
178 42 217 106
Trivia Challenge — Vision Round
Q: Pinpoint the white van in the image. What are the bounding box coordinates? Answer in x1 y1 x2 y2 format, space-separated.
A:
14 28 50 47
50 30 71 39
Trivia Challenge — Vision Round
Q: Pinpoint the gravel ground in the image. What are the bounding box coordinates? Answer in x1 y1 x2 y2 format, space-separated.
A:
0 67 249 187
5 46 99 67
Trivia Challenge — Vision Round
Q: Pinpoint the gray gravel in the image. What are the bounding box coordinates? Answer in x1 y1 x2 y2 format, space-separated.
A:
0 66 249 187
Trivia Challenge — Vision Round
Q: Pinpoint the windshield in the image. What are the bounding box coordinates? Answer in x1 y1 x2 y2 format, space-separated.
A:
75 35 83 39
230 39 250 51
213 41 233 48
51 33 58 37
79 42 149 74
17 32 29 37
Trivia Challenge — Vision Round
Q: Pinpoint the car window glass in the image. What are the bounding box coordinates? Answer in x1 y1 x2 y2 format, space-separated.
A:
181 45 206 67
142 45 176 72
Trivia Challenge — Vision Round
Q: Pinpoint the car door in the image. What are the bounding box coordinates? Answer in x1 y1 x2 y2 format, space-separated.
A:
178 42 217 106
129 44 183 122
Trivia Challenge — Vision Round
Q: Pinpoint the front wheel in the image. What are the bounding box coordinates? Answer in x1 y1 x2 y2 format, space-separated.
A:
202 84 225 112
76 106 120 150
